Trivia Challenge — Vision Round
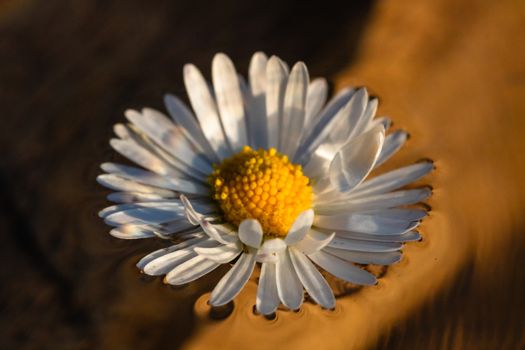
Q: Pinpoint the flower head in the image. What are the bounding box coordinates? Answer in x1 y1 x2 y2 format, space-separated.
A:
98 52 432 315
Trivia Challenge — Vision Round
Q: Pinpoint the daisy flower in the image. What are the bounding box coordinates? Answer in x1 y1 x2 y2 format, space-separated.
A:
98 52 432 315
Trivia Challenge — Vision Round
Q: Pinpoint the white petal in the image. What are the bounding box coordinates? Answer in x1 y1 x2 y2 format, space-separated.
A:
101 162 172 188
163 94 219 162
355 208 428 221
249 51 268 95
103 200 214 226
200 221 239 245
212 53 248 152
107 191 166 203
110 225 156 240
256 238 287 263
300 90 369 184
329 124 385 193
280 62 308 157
348 161 434 198
142 238 217 275
302 142 337 181
194 243 242 263
102 199 209 213
110 124 200 183
158 219 199 235
265 56 288 149
308 250 377 285
144 249 196 276
256 262 280 315
136 235 206 270
104 205 183 226
279 59 290 74
126 108 213 176
328 88 368 146
180 194 203 225
285 209 314 245
101 163 209 195
105 200 210 211
367 116 391 132
247 52 268 149
99 203 136 218
293 229 335 255
327 236 402 252
352 97 378 137
183 63 231 159
276 250 303 310
238 219 263 248
323 247 402 265
209 251 257 306
289 248 335 309
110 138 179 178
113 123 130 139
304 78 328 127
165 255 221 285
314 213 419 235
335 230 421 242
97 174 176 197
374 130 408 168
294 88 355 164
315 188 432 214
126 122 208 182
178 197 232 244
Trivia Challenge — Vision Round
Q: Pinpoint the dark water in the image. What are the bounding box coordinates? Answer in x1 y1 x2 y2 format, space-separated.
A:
1 0 524 349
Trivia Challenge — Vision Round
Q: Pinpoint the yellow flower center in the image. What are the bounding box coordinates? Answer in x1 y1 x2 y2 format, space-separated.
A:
209 146 313 237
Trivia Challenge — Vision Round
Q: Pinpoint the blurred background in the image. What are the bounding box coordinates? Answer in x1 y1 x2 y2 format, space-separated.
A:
0 0 524 349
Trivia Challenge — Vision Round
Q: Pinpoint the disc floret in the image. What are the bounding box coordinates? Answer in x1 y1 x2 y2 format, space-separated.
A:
209 146 312 237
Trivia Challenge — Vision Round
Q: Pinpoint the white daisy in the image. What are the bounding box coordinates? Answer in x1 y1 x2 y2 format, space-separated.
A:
98 52 432 315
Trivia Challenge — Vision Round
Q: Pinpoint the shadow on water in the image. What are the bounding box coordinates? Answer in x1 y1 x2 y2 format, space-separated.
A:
375 222 525 350
0 0 376 348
